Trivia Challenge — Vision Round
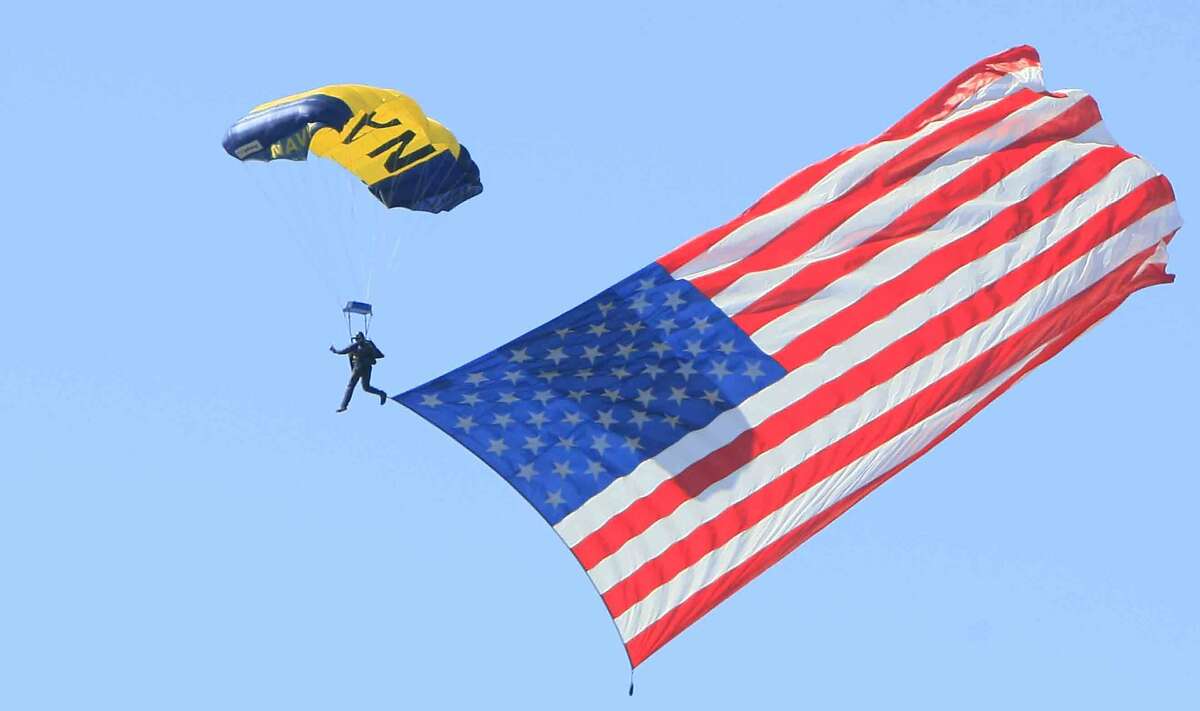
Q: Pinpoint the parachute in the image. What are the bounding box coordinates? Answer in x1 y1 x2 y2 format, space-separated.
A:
223 85 482 333
223 84 482 213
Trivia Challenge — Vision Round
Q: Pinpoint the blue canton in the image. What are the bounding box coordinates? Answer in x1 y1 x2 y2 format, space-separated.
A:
398 263 786 525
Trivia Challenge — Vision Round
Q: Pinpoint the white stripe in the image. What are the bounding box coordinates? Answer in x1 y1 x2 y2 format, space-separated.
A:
954 64 1045 114
710 92 1097 315
554 160 1167 549
669 79 1045 281
613 344 1047 642
584 203 1179 593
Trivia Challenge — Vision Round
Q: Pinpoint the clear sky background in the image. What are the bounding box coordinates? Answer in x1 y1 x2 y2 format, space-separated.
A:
2 2 1197 708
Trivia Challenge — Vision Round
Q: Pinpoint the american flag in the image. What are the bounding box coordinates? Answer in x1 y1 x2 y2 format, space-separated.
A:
397 46 1181 667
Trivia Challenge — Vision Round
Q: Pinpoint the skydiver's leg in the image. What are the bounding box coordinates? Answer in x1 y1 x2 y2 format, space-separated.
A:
338 371 361 412
359 367 387 405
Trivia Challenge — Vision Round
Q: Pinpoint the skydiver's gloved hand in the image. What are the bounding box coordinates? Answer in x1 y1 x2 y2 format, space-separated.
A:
329 345 336 353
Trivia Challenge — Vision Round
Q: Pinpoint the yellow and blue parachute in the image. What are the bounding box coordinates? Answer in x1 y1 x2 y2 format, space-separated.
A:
223 84 481 213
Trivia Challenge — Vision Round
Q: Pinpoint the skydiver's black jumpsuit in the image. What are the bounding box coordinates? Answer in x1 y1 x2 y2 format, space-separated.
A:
333 339 387 410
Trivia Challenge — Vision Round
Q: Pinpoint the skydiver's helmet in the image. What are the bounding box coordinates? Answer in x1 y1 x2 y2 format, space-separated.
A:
354 332 366 343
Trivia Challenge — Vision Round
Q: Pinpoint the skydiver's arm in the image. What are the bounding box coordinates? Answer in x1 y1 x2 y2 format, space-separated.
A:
331 344 355 355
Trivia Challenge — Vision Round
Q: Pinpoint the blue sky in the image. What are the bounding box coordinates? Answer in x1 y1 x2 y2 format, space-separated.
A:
1 2 1197 708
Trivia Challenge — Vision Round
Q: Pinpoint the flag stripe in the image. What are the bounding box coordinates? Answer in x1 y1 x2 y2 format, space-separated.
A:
621 238 1172 664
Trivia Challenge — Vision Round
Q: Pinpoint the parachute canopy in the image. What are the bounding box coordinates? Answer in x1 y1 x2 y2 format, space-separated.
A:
222 84 482 213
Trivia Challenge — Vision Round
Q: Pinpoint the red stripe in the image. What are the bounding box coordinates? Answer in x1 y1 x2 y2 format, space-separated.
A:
571 177 1173 572
657 146 868 274
756 145 1133 364
624 238 1173 666
687 90 1045 297
656 46 1041 276
883 45 1041 141
732 99 1106 334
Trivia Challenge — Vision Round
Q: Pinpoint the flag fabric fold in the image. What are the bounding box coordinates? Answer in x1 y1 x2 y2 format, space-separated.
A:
398 45 1180 667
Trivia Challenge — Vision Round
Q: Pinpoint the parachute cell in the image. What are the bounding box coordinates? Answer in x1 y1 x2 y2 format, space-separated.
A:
222 84 482 213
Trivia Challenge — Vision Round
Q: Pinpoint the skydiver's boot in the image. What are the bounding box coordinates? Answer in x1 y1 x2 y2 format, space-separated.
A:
380 392 388 405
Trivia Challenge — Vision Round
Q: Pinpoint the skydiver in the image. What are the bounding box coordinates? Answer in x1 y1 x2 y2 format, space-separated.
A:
330 332 388 412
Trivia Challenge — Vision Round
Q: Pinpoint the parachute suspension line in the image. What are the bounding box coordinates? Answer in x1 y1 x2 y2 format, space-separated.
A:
241 163 342 310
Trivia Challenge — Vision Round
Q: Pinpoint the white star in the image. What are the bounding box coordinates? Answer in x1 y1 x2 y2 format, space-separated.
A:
744 360 766 382
622 321 646 337
615 343 637 360
610 366 632 380
718 340 737 355
662 413 681 429
708 360 732 380
656 318 679 335
701 389 723 406
515 463 537 481
629 410 651 429
487 438 509 455
575 368 595 380
622 436 644 453
587 322 610 338
662 291 686 311
676 361 698 379
557 435 577 451
526 411 549 428
454 415 477 433
461 392 483 406
509 348 532 364
465 372 489 387
668 386 689 406
649 341 671 359
545 347 569 365
545 490 566 508
532 390 554 406
498 392 519 405
502 370 523 385
684 340 704 358
629 294 652 315
586 460 605 480
596 409 618 429
562 411 583 426
643 363 665 380
598 301 616 317
567 390 587 403
581 345 603 364
536 369 561 382
602 389 621 403
554 327 572 339
552 461 573 478
634 388 656 408
590 434 612 454
420 393 443 408
522 435 546 455
637 277 657 291
692 316 713 334
492 413 514 428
